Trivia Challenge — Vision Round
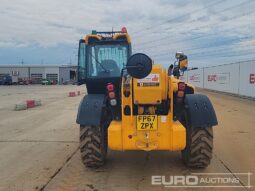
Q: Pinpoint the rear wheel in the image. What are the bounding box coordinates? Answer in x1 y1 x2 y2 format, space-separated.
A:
181 112 213 168
80 125 108 168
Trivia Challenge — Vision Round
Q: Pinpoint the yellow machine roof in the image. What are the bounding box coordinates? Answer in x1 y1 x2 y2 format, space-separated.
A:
84 28 131 44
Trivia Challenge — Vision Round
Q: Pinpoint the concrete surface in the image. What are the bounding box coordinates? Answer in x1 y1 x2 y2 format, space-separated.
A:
0 86 254 191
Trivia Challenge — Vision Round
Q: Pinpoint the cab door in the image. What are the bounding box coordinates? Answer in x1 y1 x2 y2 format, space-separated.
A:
77 39 87 85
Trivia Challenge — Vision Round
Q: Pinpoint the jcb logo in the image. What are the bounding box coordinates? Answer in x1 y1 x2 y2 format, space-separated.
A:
250 74 255 84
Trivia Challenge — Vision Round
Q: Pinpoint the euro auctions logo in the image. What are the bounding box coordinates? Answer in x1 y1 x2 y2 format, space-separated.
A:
151 173 252 188
152 175 199 187
190 74 200 82
208 75 217 82
207 73 230 84
250 74 255 84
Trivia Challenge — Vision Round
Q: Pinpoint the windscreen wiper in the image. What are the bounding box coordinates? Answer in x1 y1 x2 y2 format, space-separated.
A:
89 51 110 73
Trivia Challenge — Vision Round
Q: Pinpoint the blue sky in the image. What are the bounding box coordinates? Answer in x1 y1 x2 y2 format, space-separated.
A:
0 0 255 68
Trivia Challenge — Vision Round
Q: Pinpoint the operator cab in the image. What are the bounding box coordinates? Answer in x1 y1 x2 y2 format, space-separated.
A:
77 27 132 94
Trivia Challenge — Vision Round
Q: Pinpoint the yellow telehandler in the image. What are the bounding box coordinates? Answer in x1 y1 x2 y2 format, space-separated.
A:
76 28 217 169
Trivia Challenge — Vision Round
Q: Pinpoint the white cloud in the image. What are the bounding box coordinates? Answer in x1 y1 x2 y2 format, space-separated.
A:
0 0 255 66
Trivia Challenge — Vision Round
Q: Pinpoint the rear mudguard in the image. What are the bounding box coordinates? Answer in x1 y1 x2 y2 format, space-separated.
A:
76 94 106 126
184 94 218 128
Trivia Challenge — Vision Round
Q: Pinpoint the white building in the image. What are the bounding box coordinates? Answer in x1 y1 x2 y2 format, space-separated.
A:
0 64 77 84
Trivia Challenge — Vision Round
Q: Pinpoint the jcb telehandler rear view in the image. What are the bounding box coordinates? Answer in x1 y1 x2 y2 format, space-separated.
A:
76 28 218 169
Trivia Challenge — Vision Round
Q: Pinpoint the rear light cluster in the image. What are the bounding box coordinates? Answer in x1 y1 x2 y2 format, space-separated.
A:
107 83 117 106
177 82 186 99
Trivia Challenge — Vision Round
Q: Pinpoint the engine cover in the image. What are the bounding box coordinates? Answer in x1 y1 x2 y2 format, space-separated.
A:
133 65 167 104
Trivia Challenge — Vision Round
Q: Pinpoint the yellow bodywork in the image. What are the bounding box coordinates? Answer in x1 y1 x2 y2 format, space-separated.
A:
85 33 131 44
180 59 188 70
133 65 167 104
108 65 187 151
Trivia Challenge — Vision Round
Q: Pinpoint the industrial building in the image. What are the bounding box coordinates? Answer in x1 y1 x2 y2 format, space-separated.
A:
0 64 77 84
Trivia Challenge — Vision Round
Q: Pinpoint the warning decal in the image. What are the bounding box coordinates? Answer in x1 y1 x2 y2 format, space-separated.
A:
137 74 160 87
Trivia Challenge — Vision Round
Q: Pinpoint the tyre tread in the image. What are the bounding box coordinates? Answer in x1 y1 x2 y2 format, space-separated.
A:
183 127 213 168
80 125 106 168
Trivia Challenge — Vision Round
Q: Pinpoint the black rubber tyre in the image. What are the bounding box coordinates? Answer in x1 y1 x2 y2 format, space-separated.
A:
182 126 213 168
80 124 108 168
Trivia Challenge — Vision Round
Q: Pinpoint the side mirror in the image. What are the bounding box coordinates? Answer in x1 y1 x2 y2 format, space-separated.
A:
126 53 152 79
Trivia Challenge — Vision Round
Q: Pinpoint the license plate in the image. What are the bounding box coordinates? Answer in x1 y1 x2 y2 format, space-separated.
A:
136 115 158 131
